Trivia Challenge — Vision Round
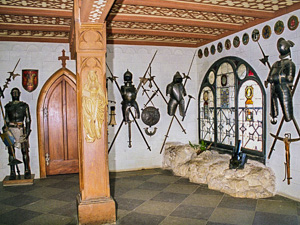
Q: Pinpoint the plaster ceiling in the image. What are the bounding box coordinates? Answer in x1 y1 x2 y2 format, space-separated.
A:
0 0 299 47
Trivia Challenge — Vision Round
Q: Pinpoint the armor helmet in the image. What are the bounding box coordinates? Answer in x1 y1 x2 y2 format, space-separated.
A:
124 69 133 83
11 87 20 101
277 38 294 59
173 71 183 83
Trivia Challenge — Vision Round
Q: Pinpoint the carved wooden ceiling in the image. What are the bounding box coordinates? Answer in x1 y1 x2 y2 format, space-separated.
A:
0 0 300 47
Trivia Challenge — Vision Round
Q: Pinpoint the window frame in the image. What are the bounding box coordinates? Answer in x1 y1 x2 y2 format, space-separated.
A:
198 56 266 163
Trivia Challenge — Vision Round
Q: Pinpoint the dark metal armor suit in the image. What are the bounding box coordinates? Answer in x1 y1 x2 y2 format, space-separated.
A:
166 72 187 117
120 70 140 122
5 88 31 179
266 38 295 124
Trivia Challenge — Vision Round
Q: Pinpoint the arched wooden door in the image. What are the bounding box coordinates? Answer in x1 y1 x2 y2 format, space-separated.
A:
37 68 78 177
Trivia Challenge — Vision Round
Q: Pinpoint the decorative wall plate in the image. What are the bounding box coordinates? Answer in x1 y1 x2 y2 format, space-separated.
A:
217 42 223 53
198 49 203 59
233 36 240 48
288 15 299 31
274 20 284 35
204 47 209 57
210 45 216 55
225 39 231 50
252 29 260 42
262 25 271 39
208 71 215 85
242 33 249 45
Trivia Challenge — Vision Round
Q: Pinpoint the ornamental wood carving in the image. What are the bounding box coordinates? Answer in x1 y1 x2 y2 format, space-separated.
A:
78 24 104 50
82 70 106 143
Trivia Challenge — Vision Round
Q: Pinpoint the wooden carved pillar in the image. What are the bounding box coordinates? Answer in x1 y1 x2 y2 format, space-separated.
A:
75 22 116 224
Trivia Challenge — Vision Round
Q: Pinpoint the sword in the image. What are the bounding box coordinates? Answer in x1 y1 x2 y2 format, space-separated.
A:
270 133 300 185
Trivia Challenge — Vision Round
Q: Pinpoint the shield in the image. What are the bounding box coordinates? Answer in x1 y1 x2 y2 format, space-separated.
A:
0 129 15 147
22 69 38 92
141 106 160 127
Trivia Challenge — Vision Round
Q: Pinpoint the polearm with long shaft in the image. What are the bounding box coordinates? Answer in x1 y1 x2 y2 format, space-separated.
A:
106 63 151 152
160 50 196 154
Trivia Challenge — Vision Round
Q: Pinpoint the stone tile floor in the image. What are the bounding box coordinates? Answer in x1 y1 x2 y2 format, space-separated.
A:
0 168 299 225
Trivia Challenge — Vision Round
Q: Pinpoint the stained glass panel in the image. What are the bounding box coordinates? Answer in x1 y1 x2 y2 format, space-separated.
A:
199 87 214 142
216 62 235 146
238 80 263 151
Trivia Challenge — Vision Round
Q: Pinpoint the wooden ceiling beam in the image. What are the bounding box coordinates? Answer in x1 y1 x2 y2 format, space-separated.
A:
0 23 70 32
79 0 94 22
0 36 69 43
108 14 241 30
115 0 274 19
107 39 198 47
0 6 72 18
107 27 216 40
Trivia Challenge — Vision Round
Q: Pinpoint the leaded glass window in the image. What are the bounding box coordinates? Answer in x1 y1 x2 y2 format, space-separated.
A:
199 57 266 162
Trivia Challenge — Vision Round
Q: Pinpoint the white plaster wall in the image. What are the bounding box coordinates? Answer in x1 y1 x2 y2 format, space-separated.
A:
0 42 198 180
0 42 76 180
106 45 198 172
196 9 300 201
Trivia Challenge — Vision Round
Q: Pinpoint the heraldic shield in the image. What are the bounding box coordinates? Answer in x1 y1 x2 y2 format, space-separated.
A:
22 69 38 92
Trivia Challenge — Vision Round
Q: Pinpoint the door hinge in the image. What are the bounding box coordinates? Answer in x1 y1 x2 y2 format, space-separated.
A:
45 153 50 166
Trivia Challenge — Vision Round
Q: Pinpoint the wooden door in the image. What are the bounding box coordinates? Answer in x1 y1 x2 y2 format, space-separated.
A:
37 68 78 177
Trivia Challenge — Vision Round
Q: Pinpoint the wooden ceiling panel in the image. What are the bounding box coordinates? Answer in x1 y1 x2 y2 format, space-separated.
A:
0 0 299 47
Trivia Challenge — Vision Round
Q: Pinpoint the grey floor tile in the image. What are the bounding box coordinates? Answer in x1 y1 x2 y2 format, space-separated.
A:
0 202 17 215
49 190 79 202
115 197 145 211
206 222 235 225
25 186 65 199
183 194 223 207
151 191 189 203
46 181 78 189
147 175 181 183
160 216 206 225
0 208 42 225
170 204 214 220
218 195 257 211
0 194 41 207
118 212 165 225
111 178 146 189
253 211 298 225
137 181 170 191
21 199 70 213
194 185 223 196
20 213 74 225
120 188 160 200
49 202 77 217
257 199 298 215
163 183 199 194
111 186 132 197
209 207 255 225
135 200 179 216
3 185 36 194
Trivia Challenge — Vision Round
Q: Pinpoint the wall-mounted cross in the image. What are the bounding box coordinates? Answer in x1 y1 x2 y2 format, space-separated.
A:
58 49 69 68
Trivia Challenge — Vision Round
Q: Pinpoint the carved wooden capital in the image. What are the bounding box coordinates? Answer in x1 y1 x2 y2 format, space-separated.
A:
78 23 106 51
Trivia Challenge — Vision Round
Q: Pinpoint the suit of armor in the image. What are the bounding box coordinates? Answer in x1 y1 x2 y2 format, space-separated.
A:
166 72 186 117
4 88 31 179
121 70 140 122
266 38 295 124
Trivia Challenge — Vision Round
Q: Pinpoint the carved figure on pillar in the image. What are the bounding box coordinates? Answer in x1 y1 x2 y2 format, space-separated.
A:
4 88 31 179
166 71 187 117
82 70 106 143
120 70 140 122
266 38 295 124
